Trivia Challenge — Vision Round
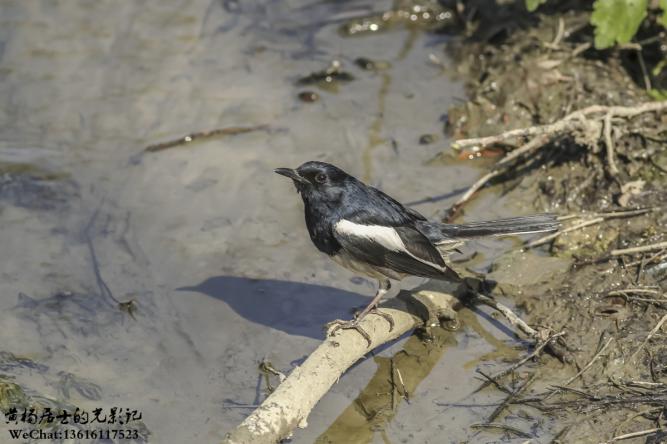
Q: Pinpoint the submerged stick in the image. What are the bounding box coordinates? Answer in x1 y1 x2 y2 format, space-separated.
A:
144 125 269 153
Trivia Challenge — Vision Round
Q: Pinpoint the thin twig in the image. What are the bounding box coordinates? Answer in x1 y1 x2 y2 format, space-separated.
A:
547 17 565 49
636 48 652 92
451 120 580 151
471 292 538 339
144 125 270 153
525 217 604 248
607 288 661 296
395 368 408 402
484 331 566 385
604 427 661 443
604 112 619 176
476 370 513 394
528 207 658 249
612 241 667 257
630 313 667 361
563 337 613 386
470 422 532 438
446 135 549 217
488 372 538 422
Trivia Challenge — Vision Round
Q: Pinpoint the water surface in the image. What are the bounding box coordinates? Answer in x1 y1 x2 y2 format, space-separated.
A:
0 1 544 442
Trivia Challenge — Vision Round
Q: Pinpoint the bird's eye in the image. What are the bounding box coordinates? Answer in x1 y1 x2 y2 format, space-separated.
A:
315 173 327 183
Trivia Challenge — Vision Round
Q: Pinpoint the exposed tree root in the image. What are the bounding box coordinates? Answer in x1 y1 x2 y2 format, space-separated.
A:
444 101 667 218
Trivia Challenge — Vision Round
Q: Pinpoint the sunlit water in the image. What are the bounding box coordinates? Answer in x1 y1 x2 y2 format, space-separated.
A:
0 1 553 442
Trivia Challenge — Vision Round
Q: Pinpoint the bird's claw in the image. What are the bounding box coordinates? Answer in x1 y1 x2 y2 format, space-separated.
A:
326 309 395 347
367 308 395 331
326 319 372 347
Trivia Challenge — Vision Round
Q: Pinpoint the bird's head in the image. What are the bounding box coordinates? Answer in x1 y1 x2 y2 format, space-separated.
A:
275 161 351 205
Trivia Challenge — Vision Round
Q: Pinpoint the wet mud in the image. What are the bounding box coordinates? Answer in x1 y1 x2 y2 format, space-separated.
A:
439 2 667 442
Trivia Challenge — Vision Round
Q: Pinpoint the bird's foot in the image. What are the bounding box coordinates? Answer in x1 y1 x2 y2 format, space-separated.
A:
326 319 372 347
326 309 395 347
365 308 395 332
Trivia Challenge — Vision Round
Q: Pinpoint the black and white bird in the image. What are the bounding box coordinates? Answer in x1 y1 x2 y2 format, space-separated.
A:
275 161 558 343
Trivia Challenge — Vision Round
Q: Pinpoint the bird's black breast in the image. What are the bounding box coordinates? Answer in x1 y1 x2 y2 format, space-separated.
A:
303 202 342 256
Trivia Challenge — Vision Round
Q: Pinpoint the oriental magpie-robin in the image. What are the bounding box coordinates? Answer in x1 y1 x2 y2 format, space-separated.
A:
275 161 558 344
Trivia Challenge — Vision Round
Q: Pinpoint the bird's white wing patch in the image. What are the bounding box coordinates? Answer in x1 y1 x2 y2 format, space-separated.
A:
334 220 406 252
333 219 459 280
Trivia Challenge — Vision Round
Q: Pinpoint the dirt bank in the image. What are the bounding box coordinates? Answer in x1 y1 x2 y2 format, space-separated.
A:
441 2 667 442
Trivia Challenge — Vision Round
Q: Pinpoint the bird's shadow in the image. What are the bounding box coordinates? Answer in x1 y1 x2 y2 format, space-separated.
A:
178 276 370 340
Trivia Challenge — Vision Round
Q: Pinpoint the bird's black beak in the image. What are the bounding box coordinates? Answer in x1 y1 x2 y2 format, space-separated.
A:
274 167 307 184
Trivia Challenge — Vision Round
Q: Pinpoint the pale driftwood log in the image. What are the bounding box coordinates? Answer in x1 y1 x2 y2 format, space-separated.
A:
222 289 460 444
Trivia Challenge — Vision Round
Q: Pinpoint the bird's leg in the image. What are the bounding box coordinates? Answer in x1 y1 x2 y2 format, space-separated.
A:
354 279 394 330
327 280 394 346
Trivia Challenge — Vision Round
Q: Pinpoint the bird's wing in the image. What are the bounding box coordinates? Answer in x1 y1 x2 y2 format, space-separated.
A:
333 219 460 281
365 185 427 222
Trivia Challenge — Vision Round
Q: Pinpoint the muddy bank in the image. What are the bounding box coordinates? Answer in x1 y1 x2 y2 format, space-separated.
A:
0 1 531 443
441 3 667 442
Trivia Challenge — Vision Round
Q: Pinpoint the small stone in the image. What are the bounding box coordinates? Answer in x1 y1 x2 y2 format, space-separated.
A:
419 134 436 145
298 91 319 103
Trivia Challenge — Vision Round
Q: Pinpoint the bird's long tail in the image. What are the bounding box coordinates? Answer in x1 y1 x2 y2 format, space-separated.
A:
438 214 559 238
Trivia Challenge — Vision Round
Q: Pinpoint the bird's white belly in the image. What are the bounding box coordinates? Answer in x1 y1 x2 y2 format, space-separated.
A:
330 251 405 280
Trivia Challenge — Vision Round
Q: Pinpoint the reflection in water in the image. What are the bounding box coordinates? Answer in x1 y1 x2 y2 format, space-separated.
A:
316 324 457 444
180 276 368 339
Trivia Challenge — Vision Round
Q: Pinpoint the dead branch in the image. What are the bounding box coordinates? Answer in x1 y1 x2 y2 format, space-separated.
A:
446 135 548 218
452 101 667 151
470 291 548 341
221 290 459 444
470 292 569 362
445 101 667 214
223 286 550 443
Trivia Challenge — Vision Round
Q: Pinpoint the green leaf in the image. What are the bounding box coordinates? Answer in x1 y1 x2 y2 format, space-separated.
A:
591 0 648 49
660 0 667 28
525 0 548 11
648 89 667 101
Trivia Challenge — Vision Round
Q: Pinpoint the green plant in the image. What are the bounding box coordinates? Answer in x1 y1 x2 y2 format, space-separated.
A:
525 0 667 49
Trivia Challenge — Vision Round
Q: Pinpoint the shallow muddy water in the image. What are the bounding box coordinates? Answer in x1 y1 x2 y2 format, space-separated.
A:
0 1 557 442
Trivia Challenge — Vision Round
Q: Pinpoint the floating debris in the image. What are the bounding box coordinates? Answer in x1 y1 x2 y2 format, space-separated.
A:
419 134 436 145
295 60 354 90
119 299 138 320
354 57 391 71
339 0 458 37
